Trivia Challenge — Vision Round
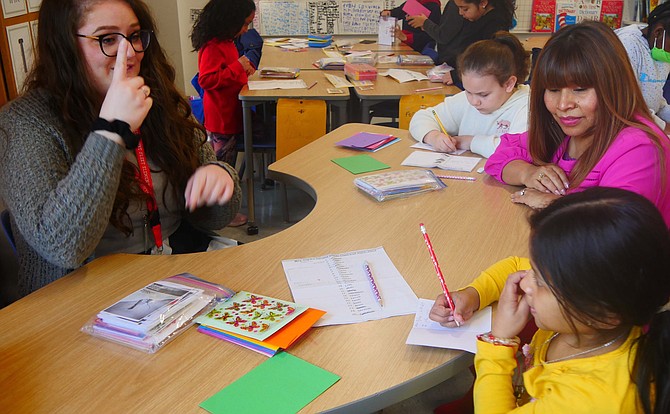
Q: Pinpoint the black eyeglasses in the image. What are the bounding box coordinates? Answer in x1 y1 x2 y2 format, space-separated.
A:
76 29 152 57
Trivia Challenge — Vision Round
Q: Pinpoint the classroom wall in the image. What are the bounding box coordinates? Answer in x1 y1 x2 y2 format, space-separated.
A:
144 0 207 95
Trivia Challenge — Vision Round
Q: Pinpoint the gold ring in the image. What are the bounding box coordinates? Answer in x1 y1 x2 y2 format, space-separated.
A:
520 188 526 196
538 172 545 180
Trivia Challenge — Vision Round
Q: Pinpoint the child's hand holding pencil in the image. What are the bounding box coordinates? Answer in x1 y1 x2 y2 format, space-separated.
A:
429 287 480 327
420 109 458 153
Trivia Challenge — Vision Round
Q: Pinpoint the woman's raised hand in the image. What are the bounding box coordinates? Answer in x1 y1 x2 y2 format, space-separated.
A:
99 40 152 131
184 164 236 212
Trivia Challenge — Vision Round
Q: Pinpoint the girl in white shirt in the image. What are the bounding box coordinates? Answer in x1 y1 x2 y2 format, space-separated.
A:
409 31 530 157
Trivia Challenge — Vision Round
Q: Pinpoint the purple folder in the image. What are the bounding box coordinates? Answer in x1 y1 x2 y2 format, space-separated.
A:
336 132 395 149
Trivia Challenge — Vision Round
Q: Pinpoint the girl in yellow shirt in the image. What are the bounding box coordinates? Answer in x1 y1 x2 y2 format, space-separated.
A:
430 187 670 413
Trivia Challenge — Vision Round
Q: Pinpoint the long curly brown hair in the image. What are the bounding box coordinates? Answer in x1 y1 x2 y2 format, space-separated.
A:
24 0 206 235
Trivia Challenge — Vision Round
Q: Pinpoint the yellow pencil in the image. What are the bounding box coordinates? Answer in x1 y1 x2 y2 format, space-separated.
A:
431 109 450 138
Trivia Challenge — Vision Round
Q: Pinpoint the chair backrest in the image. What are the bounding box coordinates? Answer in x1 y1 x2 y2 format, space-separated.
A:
1 209 16 254
398 94 445 130
275 99 327 160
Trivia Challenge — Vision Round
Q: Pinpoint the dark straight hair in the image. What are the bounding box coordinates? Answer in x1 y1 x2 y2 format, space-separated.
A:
528 21 666 189
528 187 670 414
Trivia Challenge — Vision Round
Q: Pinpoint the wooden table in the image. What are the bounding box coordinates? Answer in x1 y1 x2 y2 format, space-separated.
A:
348 40 414 53
261 45 332 70
354 75 461 123
260 43 421 70
239 70 350 235
0 123 530 413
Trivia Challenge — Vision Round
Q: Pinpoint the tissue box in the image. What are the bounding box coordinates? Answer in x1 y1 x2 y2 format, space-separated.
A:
344 63 378 81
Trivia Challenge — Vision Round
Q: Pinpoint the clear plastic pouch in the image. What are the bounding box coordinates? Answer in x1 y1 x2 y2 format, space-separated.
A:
427 63 454 82
397 54 435 66
81 273 235 353
354 169 446 202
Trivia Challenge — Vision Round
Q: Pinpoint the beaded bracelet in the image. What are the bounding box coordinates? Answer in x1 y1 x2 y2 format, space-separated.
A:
477 331 521 348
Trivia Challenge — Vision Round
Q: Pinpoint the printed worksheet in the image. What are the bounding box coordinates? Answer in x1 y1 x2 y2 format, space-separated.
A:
248 79 307 90
382 69 429 83
410 142 467 155
406 298 492 353
282 247 418 326
401 150 482 172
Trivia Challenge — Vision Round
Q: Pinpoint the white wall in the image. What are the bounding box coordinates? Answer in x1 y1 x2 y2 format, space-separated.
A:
144 0 206 96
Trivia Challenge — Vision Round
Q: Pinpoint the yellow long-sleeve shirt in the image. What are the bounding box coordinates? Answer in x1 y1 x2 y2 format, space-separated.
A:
468 256 643 413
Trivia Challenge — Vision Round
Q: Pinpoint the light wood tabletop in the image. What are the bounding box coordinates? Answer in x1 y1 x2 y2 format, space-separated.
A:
260 43 421 70
0 124 531 413
261 45 333 70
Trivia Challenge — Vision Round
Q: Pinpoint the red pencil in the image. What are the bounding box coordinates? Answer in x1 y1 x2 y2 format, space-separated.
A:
420 223 457 316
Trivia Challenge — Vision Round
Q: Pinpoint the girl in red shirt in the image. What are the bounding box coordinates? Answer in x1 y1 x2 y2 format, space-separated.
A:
191 0 256 166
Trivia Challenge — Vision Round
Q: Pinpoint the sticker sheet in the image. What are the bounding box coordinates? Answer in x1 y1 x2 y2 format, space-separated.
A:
196 291 307 340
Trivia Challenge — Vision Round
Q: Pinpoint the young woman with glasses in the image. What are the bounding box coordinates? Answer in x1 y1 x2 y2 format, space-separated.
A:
0 0 242 298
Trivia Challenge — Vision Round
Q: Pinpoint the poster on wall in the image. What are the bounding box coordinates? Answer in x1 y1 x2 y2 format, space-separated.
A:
576 0 602 23
532 0 622 32
555 1 576 31
531 0 556 32
2 0 27 19
27 0 40 12
6 22 34 93
600 0 624 29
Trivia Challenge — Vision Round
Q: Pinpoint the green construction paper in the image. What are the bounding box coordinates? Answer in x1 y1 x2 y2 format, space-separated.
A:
200 352 340 414
331 154 390 174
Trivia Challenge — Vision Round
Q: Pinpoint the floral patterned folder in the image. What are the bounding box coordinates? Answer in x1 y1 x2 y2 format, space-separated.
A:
195 291 308 341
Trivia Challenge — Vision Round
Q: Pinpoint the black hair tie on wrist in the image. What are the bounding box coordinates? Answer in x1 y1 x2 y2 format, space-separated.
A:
92 117 139 149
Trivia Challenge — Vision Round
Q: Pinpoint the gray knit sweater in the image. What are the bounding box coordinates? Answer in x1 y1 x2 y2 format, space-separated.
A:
0 88 241 297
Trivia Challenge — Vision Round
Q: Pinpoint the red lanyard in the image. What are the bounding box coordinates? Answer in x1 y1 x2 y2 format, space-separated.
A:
134 139 163 253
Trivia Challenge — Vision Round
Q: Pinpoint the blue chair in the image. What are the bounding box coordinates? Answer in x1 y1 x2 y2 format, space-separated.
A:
1 209 15 254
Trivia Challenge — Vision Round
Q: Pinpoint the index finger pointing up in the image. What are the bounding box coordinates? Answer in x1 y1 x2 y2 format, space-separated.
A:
112 39 128 82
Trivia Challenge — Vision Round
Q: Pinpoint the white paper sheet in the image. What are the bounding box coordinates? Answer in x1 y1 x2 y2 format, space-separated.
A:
401 151 482 172
248 79 307 90
383 69 429 83
282 247 419 326
324 73 354 88
406 298 492 353
410 142 467 155
378 16 396 46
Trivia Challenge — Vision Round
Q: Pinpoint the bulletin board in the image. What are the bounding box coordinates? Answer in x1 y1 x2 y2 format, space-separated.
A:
254 0 402 35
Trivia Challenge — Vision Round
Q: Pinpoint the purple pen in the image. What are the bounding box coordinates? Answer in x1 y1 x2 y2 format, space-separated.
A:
364 261 383 307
